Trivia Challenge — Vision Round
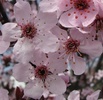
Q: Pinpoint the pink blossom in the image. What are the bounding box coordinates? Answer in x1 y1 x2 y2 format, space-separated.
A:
59 0 99 27
1 0 59 58
78 1 103 43
48 26 103 75
40 0 99 27
13 51 66 99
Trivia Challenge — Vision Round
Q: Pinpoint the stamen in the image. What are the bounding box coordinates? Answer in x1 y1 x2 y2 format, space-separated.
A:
64 39 80 54
35 65 49 80
21 23 37 39
73 0 90 10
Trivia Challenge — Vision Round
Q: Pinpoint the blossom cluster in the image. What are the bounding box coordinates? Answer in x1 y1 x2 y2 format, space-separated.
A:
0 0 103 99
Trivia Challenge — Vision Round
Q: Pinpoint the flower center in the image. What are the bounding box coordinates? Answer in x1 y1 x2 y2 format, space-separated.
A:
64 39 80 54
35 65 49 80
74 0 89 10
21 23 37 39
92 15 103 32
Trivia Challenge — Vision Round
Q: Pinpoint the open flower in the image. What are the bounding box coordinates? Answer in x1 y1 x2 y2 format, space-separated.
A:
59 0 99 27
47 26 103 75
1 0 59 59
78 1 103 43
40 0 98 27
13 50 66 99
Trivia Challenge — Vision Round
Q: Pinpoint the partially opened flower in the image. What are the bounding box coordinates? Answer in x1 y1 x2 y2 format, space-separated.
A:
48 26 103 75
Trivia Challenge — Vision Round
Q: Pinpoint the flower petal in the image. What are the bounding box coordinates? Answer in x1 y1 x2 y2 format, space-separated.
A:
45 75 66 95
13 63 33 82
14 0 32 25
59 9 82 27
51 25 68 42
70 28 85 41
69 54 86 75
24 81 44 99
39 0 58 12
68 90 80 100
86 90 100 100
59 10 76 28
35 12 57 31
1 23 21 42
0 37 10 54
34 31 60 53
79 40 103 59
46 46 68 74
